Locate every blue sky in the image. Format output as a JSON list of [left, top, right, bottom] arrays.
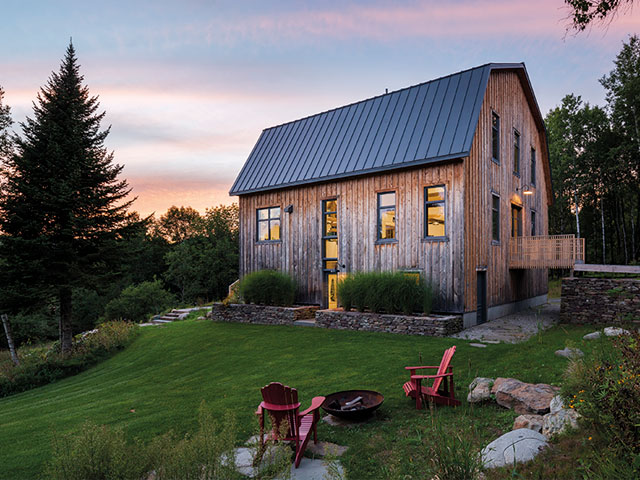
[[2, 0, 638, 215]]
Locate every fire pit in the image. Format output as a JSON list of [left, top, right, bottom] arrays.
[[321, 389, 384, 421]]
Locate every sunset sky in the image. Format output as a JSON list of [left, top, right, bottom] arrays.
[[2, 0, 639, 216]]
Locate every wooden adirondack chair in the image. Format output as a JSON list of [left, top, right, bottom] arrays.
[[256, 382, 326, 468], [402, 346, 460, 409]]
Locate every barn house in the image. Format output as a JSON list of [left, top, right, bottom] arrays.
[[230, 63, 583, 327]]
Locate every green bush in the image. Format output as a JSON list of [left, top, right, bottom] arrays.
[[337, 272, 435, 315], [238, 270, 296, 306], [46, 421, 149, 480], [46, 403, 241, 480], [562, 331, 640, 476], [0, 321, 138, 398], [104, 280, 176, 322]]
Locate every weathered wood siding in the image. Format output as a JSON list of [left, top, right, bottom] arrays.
[[464, 70, 549, 312], [239, 162, 465, 311]]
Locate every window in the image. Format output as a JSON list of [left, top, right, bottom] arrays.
[[530, 147, 536, 186], [492, 194, 500, 242], [425, 186, 446, 237], [257, 206, 280, 241], [377, 191, 396, 240], [513, 129, 520, 175], [322, 199, 338, 270], [511, 204, 522, 237], [491, 112, 500, 163], [531, 210, 536, 236]]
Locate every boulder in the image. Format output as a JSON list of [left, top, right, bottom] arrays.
[[542, 409, 579, 437], [467, 377, 494, 403], [549, 395, 565, 414], [555, 347, 584, 359], [583, 331, 601, 340], [513, 414, 544, 433], [481, 429, 548, 469], [604, 327, 630, 337], [491, 378, 560, 414]]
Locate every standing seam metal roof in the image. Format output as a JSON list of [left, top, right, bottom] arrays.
[[230, 63, 537, 196]]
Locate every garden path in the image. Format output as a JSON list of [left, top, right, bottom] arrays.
[[451, 300, 560, 344]]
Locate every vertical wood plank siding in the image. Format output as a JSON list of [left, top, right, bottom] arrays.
[[464, 71, 549, 312], [239, 162, 465, 312]]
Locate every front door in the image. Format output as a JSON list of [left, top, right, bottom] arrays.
[[322, 199, 338, 308], [476, 270, 487, 324]]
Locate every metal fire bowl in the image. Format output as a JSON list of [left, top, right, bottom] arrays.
[[321, 389, 384, 421]]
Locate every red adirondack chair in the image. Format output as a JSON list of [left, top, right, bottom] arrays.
[[256, 382, 326, 468], [402, 346, 461, 409]]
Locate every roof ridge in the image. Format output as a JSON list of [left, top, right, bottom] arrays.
[[262, 63, 498, 133]]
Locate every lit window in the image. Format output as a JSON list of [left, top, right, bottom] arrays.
[[513, 130, 520, 175], [492, 112, 500, 163], [257, 206, 280, 241], [322, 199, 338, 270], [377, 192, 396, 240], [425, 186, 446, 237], [492, 194, 500, 242], [511, 204, 522, 237]]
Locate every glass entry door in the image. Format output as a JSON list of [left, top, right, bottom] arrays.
[[322, 199, 338, 308]]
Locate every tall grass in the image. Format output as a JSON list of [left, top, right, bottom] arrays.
[[238, 270, 296, 306]]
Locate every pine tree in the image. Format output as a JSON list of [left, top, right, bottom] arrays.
[[0, 42, 136, 353]]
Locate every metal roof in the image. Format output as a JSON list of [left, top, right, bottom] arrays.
[[230, 63, 536, 196]]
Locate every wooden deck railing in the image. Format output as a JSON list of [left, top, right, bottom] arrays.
[[509, 234, 585, 269]]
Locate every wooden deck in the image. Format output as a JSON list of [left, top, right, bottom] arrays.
[[509, 234, 585, 269]]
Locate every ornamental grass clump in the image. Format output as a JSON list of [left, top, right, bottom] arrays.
[[337, 272, 435, 315], [562, 331, 640, 477], [239, 270, 296, 306]]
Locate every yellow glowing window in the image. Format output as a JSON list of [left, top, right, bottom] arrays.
[[377, 192, 396, 240], [257, 206, 280, 241], [425, 186, 446, 237]]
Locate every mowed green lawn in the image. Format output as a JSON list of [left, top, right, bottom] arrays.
[[0, 319, 595, 479]]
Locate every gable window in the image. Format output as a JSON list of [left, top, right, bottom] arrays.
[[513, 129, 520, 175], [511, 204, 522, 237], [491, 112, 500, 163], [492, 194, 500, 242], [257, 206, 280, 242], [530, 147, 536, 186], [425, 186, 446, 238], [377, 191, 396, 241], [531, 210, 536, 236]]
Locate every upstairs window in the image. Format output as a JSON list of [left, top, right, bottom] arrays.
[[425, 186, 446, 238], [492, 194, 500, 242], [491, 112, 500, 163], [513, 129, 520, 175], [377, 192, 396, 241], [530, 147, 536, 186], [531, 210, 536, 236], [257, 206, 280, 242]]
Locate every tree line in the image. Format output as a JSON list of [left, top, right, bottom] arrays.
[[0, 43, 238, 352], [546, 34, 640, 265]]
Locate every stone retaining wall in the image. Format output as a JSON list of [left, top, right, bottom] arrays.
[[208, 303, 319, 325], [560, 277, 640, 326], [315, 309, 463, 336]]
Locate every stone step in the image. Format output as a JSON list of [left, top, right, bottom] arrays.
[[293, 319, 316, 327], [152, 319, 173, 324]]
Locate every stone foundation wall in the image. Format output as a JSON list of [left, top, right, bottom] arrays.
[[315, 309, 463, 337], [208, 303, 318, 325], [560, 277, 640, 326]]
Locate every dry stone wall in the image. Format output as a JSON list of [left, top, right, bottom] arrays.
[[315, 309, 463, 336], [560, 277, 640, 326], [208, 303, 318, 325]]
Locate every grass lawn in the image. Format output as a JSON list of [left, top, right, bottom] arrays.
[[0, 319, 597, 479]]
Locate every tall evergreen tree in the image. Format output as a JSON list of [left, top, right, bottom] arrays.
[[0, 42, 136, 352]]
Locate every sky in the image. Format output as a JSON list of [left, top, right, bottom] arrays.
[[1, 0, 639, 216]]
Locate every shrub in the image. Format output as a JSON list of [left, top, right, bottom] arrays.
[[104, 280, 176, 322], [337, 272, 435, 314], [46, 422, 149, 480], [238, 270, 296, 306], [0, 321, 138, 398], [562, 331, 640, 476]]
